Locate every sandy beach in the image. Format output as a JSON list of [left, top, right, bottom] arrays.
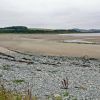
[[0, 34, 100, 58]]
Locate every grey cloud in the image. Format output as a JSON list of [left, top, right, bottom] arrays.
[[0, 0, 100, 29]]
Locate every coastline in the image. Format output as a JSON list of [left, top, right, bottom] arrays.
[[0, 50, 100, 99]]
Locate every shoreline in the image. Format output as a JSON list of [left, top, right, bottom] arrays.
[[0, 34, 100, 58], [0, 51, 100, 99]]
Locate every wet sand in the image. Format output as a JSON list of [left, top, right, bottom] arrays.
[[0, 34, 100, 58]]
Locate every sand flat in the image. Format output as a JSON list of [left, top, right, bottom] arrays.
[[0, 34, 100, 58]]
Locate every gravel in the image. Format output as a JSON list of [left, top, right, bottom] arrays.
[[0, 51, 100, 100]]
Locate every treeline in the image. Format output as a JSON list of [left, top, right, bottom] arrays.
[[0, 26, 28, 33], [0, 26, 79, 33], [0, 26, 100, 33]]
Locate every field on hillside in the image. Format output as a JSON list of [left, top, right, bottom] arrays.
[[0, 34, 100, 58]]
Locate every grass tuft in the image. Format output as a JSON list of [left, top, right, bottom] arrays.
[[12, 79, 25, 84]]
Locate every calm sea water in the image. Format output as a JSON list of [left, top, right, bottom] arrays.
[[59, 33, 100, 36]]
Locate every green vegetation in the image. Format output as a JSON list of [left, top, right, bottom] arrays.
[[1, 26, 99, 34], [12, 79, 25, 84], [0, 85, 37, 100], [0, 89, 37, 100], [2, 64, 11, 71], [63, 91, 69, 97]]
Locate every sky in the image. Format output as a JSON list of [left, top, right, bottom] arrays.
[[0, 0, 100, 29]]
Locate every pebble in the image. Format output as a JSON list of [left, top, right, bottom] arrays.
[[0, 52, 100, 99]]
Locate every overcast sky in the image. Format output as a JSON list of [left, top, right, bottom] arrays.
[[0, 0, 100, 29]]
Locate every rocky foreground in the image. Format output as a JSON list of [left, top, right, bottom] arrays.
[[0, 51, 100, 100]]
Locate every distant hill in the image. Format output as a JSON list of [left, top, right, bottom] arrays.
[[0, 26, 28, 33], [0, 26, 100, 33], [71, 28, 100, 33]]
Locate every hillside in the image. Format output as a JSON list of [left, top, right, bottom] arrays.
[[0, 26, 100, 33]]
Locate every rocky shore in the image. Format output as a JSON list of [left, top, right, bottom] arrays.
[[0, 51, 100, 100]]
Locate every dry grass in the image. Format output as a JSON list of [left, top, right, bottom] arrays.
[[0, 84, 37, 100], [0, 84, 67, 100]]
